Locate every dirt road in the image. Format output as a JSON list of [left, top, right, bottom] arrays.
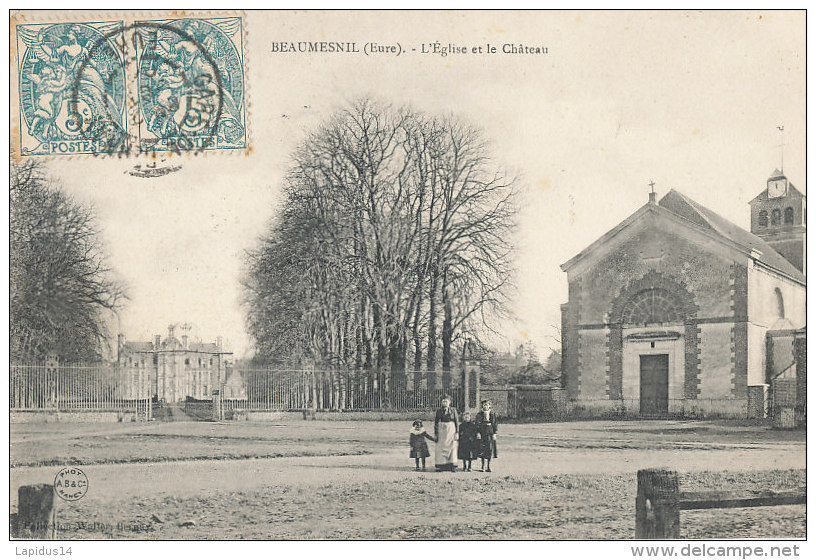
[[9, 419, 806, 539]]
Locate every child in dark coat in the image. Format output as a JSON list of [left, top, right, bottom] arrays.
[[475, 400, 498, 472], [409, 419, 436, 471], [457, 411, 478, 471]]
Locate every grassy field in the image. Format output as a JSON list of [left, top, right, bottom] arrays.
[[10, 421, 374, 467], [10, 419, 807, 540]]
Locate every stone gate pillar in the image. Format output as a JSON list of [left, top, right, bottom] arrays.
[[45, 354, 59, 408], [212, 389, 222, 421], [461, 341, 480, 413]]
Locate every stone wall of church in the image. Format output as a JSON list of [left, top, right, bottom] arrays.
[[573, 226, 734, 325], [562, 222, 754, 416], [698, 323, 734, 399], [747, 265, 806, 390], [748, 266, 806, 328], [577, 329, 607, 400]]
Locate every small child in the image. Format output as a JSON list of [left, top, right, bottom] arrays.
[[458, 411, 478, 471], [409, 419, 436, 471]]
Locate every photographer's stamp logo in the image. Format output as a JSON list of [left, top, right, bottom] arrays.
[[54, 467, 89, 501], [16, 22, 128, 156]]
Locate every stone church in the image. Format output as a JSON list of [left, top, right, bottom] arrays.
[[560, 170, 805, 417]]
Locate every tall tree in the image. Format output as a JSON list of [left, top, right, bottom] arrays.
[[243, 100, 517, 394], [10, 159, 125, 361]]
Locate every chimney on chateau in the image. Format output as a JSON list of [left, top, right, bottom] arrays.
[[154, 334, 161, 350], [182, 334, 189, 349], [216, 336, 223, 352], [167, 324, 176, 339]]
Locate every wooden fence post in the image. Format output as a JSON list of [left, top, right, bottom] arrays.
[[636, 469, 680, 539], [15, 484, 56, 539]]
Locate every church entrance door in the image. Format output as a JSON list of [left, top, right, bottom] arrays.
[[640, 354, 669, 415]]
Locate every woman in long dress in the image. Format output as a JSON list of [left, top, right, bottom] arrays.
[[434, 395, 459, 471]]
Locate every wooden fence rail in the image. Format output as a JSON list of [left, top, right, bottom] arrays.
[[636, 469, 807, 539]]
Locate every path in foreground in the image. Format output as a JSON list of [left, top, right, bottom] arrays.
[[10, 420, 806, 539]]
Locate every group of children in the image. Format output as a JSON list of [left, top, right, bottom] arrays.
[[409, 399, 498, 472]]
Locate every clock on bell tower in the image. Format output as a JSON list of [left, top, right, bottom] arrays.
[[749, 169, 806, 274], [767, 176, 788, 198]]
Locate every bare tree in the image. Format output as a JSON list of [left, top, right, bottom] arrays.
[[243, 100, 517, 395], [10, 159, 125, 362]]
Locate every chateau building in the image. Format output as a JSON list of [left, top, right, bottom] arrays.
[[117, 324, 235, 402], [560, 170, 805, 417]]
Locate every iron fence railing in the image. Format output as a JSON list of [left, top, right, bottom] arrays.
[[11, 362, 466, 414], [231, 369, 464, 411], [10, 362, 151, 414]]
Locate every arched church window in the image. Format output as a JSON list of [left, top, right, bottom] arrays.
[[774, 288, 785, 319], [784, 207, 794, 225], [758, 210, 768, 227], [771, 208, 782, 226], [622, 288, 684, 325]]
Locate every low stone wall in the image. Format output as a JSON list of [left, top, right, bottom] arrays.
[[567, 398, 624, 418], [480, 387, 512, 416], [244, 410, 436, 422], [11, 410, 136, 423], [567, 398, 750, 419], [480, 386, 569, 419], [315, 411, 435, 421], [244, 411, 306, 422], [678, 398, 748, 419]]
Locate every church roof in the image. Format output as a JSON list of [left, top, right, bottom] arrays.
[[659, 190, 805, 283], [561, 189, 805, 284]]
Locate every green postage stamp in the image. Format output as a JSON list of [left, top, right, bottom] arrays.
[[14, 14, 246, 156]]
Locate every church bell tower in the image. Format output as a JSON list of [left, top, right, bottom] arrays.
[[749, 169, 806, 273]]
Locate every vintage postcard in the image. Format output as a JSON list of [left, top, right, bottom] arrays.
[[7, 9, 806, 550]]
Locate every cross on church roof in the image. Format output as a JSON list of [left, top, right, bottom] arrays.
[[649, 180, 656, 194]]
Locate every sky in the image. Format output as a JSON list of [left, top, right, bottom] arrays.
[[15, 10, 806, 358]]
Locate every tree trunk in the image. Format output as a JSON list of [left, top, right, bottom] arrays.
[[389, 329, 407, 407], [442, 270, 453, 393], [412, 284, 424, 393], [356, 297, 365, 370], [372, 304, 386, 407], [426, 269, 439, 392]]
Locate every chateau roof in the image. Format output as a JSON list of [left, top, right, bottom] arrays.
[[123, 341, 154, 353], [121, 340, 230, 354], [190, 342, 221, 353]]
